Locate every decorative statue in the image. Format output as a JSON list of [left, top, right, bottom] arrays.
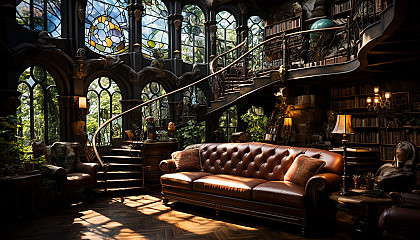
[[375, 141, 419, 192], [145, 116, 156, 142], [168, 122, 176, 141]]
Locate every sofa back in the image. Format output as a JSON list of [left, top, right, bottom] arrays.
[[186, 142, 343, 181]]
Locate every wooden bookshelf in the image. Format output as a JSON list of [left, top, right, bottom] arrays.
[[330, 0, 353, 26], [265, 15, 302, 37]]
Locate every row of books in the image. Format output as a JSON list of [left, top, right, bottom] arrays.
[[332, 18, 348, 25], [381, 130, 405, 145], [348, 132, 379, 144], [331, 0, 352, 15], [381, 146, 395, 161], [330, 97, 368, 109], [352, 117, 379, 127], [265, 18, 301, 37], [330, 84, 375, 97]]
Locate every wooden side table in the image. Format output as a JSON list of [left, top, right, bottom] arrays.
[[0, 171, 42, 220], [330, 190, 396, 239]]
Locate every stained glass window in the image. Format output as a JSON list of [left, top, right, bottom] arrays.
[[142, 0, 169, 59], [17, 66, 60, 145], [16, 0, 62, 38], [181, 5, 205, 63], [85, 0, 129, 54], [248, 16, 264, 72], [216, 11, 237, 65], [86, 77, 122, 143], [140, 82, 169, 130]]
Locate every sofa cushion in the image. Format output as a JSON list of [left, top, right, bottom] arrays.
[[284, 154, 326, 187], [50, 142, 77, 173], [253, 181, 307, 208], [66, 173, 92, 188], [172, 148, 202, 172], [161, 172, 212, 190], [193, 174, 267, 200]]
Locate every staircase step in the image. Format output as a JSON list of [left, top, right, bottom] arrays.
[[94, 186, 145, 195], [123, 140, 143, 145], [102, 155, 143, 164], [97, 170, 143, 179], [111, 148, 142, 154], [104, 163, 143, 171], [97, 178, 144, 189]]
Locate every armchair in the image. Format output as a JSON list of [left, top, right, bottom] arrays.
[[378, 190, 420, 239], [32, 141, 99, 199]]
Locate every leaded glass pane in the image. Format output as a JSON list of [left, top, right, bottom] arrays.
[[140, 82, 168, 130], [218, 105, 237, 142], [248, 16, 264, 72], [16, 0, 61, 37], [87, 77, 121, 143], [85, 0, 129, 54], [216, 11, 237, 65], [142, 0, 168, 59], [181, 5, 205, 63], [17, 66, 59, 145]]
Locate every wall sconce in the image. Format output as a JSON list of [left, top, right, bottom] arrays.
[[133, 43, 141, 53], [366, 86, 391, 112], [284, 117, 292, 126], [332, 114, 354, 196], [79, 96, 87, 109]]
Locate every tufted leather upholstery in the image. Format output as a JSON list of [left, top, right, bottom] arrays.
[[184, 143, 343, 180], [160, 142, 343, 235]]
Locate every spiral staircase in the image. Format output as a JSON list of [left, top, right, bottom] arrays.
[[93, 0, 420, 195]]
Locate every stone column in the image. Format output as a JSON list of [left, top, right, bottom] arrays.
[[127, 2, 144, 71], [168, 14, 184, 59]]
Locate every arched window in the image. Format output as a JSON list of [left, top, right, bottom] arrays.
[[216, 11, 237, 64], [140, 82, 169, 130], [248, 16, 264, 72], [142, 0, 169, 59], [86, 77, 122, 144], [16, 0, 61, 37], [181, 86, 207, 116], [85, 0, 129, 54], [218, 105, 237, 142], [17, 66, 60, 145], [181, 5, 205, 63]]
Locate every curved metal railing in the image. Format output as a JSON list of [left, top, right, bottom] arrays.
[[92, 0, 393, 166]]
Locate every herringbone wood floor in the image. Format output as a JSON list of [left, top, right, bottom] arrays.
[[1, 191, 354, 240]]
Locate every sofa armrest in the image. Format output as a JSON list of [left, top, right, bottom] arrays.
[[305, 172, 342, 194], [159, 159, 177, 174], [305, 173, 342, 219], [75, 162, 100, 176], [43, 164, 66, 177]]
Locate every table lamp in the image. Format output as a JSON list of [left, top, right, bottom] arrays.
[[332, 114, 354, 195]]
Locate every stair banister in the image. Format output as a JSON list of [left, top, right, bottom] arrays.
[[93, 26, 347, 167]]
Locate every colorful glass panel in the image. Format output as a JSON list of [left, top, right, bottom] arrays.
[[181, 5, 205, 63], [85, 0, 129, 54], [142, 0, 168, 59], [16, 0, 61, 37]]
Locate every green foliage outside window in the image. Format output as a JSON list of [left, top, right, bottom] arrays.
[[240, 106, 268, 142], [177, 120, 206, 149]]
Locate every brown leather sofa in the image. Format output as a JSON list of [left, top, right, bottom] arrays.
[[159, 142, 343, 235]]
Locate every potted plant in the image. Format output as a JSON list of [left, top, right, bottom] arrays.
[[240, 108, 268, 142]]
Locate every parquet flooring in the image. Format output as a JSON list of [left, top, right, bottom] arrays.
[[1, 191, 354, 240]]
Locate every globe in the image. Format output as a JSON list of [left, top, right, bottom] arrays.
[[309, 19, 336, 42]]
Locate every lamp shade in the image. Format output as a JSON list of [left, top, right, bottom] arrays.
[[332, 115, 354, 134], [284, 117, 292, 126], [79, 97, 87, 109]]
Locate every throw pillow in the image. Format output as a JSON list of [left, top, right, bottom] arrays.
[[171, 148, 202, 172], [284, 154, 326, 187], [50, 142, 76, 173]]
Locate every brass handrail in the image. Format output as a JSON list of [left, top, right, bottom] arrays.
[[92, 26, 347, 166], [209, 38, 248, 74]]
